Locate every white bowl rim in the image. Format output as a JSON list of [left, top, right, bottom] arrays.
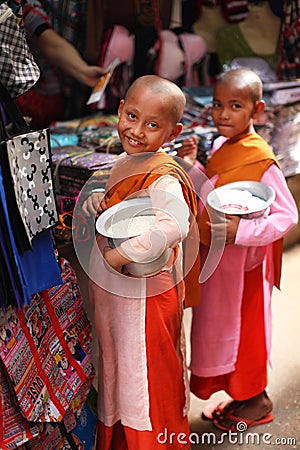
[[207, 180, 276, 215], [96, 196, 154, 238]]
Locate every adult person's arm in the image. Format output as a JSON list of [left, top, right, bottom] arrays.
[[35, 28, 104, 87], [22, 0, 104, 88]]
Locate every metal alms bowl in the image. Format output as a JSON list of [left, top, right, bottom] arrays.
[[96, 197, 171, 277], [125, 248, 172, 278], [206, 181, 276, 219]]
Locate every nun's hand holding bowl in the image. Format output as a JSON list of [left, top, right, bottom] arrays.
[[82, 192, 107, 217]]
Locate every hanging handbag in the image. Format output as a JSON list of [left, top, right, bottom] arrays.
[[0, 79, 58, 243], [0, 1, 40, 98], [0, 359, 41, 448], [0, 374, 96, 449], [0, 257, 94, 426], [27, 385, 98, 450], [0, 257, 95, 448]]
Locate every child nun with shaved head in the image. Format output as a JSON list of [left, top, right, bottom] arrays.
[[83, 75, 200, 449], [190, 68, 298, 431]]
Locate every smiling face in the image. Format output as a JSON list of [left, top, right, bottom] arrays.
[[117, 77, 184, 155], [212, 69, 265, 141]]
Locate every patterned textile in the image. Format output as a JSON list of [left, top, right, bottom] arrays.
[[27, 386, 98, 449], [51, 145, 117, 196], [0, 359, 41, 448], [8, 0, 24, 28], [277, 0, 300, 80], [0, 258, 95, 448], [6, 128, 58, 240], [0, 2, 40, 98], [0, 80, 58, 241], [0, 258, 94, 423]]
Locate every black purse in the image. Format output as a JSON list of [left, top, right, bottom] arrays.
[[0, 80, 58, 248]]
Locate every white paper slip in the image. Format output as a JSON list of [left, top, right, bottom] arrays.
[[86, 58, 120, 105]]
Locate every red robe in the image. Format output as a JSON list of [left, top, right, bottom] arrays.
[[191, 133, 287, 401], [91, 151, 198, 449]]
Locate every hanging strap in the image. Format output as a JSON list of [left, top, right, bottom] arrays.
[[58, 421, 80, 450], [0, 79, 30, 140]]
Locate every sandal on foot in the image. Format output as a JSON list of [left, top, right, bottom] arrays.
[[201, 400, 241, 421], [213, 411, 274, 431]]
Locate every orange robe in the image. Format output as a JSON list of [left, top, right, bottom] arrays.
[[90, 151, 198, 449], [103, 151, 200, 309], [95, 276, 191, 450]]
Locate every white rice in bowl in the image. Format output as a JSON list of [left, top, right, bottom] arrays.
[[107, 214, 156, 237], [217, 188, 267, 214]]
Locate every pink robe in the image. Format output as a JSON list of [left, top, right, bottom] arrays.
[[190, 162, 298, 379]]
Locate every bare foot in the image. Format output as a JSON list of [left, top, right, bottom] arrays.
[[202, 399, 244, 420]]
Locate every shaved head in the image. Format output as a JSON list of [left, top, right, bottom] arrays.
[[216, 69, 263, 104], [125, 75, 186, 124]]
